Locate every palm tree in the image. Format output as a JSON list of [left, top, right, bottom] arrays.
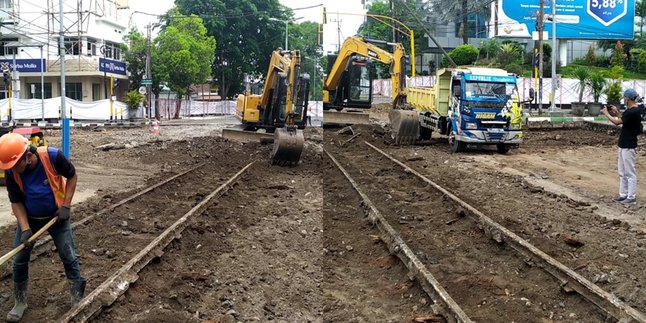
[[638, 0, 646, 35]]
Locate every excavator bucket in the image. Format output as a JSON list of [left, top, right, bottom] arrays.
[[389, 109, 419, 145], [271, 127, 304, 166]]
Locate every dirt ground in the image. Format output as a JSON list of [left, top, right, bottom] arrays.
[[0, 112, 643, 321]]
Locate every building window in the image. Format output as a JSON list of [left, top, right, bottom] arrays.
[[87, 38, 98, 56], [455, 13, 488, 39], [65, 83, 82, 100], [64, 37, 81, 55], [92, 83, 101, 100], [28, 83, 52, 99], [103, 41, 121, 60], [0, 38, 18, 56], [0, 0, 11, 9]]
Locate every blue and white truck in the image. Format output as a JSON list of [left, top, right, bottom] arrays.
[[391, 67, 533, 153]]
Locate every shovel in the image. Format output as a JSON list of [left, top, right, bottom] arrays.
[[0, 217, 57, 266]]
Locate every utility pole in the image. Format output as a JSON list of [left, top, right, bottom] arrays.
[[330, 17, 342, 52], [59, 0, 69, 157], [494, 0, 499, 36], [390, 0, 396, 43], [550, 0, 557, 113], [537, 0, 544, 115], [146, 24, 153, 119]]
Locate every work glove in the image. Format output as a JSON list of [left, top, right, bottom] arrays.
[[56, 206, 71, 222], [20, 229, 33, 248]]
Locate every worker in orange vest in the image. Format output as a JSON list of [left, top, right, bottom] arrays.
[[0, 133, 85, 322]]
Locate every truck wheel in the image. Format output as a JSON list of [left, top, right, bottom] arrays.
[[448, 127, 464, 153], [419, 126, 432, 141], [496, 144, 510, 154]]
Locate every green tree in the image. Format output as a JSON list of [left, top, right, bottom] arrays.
[[610, 41, 627, 67], [175, 0, 288, 99], [288, 21, 323, 100], [479, 38, 500, 60], [155, 10, 216, 118], [443, 44, 479, 66], [638, 0, 646, 35], [122, 29, 147, 91], [358, 0, 425, 74]]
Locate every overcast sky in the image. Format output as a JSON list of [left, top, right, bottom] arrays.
[[127, 0, 364, 53]]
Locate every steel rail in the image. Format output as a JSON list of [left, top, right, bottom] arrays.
[[58, 161, 255, 323], [24, 163, 207, 261], [325, 148, 472, 323], [363, 141, 646, 322]]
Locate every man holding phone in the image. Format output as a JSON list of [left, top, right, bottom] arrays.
[[602, 88, 642, 204]]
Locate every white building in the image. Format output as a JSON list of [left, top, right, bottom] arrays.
[[0, 0, 129, 102]]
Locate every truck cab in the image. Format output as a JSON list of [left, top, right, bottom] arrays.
[[447, 68, 525, 153]]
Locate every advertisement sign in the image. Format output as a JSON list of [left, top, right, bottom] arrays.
[[0, 59, 46, 73], [99, 57, 127, 76], [497, 0, 635, 39]]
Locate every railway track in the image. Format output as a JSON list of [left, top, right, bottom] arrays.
[[0, 154, 257, 321], [325, 141, 646, 322], [86, 158, 323, 322]]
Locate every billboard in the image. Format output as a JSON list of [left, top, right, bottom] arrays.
[[497, 0, 635, 40], [0, 59, 46, 73], [99, 57, 127, 76]]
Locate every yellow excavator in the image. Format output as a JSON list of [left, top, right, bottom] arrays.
[[224, 49, 310, 166], [323, 36, 407, 125]]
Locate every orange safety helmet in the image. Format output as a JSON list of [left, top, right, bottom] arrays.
[[0, 133, 29, 170]]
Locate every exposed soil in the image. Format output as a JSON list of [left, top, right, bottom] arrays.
[[0, 113, 642, 321], [325, 122, 646, 319]]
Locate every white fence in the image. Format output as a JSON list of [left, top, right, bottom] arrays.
[[0, 97, 133, 121], [156, 99, 324, 119], [0, 97, 324, 122], [373, 76, 646, 107]]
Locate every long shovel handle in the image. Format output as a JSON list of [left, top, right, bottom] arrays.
[[0, 217, 58, 267]]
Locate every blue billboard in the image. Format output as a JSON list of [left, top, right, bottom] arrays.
[[498, 0, 635, 40], [99, 57, 127, 76], [0, 59, 46, 73]]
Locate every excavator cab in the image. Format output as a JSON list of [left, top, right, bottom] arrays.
[[325, 55, 374, 111]]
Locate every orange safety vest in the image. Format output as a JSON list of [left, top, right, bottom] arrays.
[[12, 146, 67, 208]]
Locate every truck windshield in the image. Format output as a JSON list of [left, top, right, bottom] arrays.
[[465, 82, 516, 100]]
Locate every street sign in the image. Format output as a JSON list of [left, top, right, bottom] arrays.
[[138, 86, 146, 94], [141, 79, 152, 85]]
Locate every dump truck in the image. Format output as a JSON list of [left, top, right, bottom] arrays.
[[224, 49, 310, 166], [391, 67, 533, 153], [323, 36, 406, 126]]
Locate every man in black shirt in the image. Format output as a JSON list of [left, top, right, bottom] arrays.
[[602, 88, 642, 204]]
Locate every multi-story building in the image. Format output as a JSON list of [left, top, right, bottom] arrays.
[[0, 0, 129, 101]]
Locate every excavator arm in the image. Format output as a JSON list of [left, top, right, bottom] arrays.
[[324, 36, 407, 108], [259, 50, 292, 108]]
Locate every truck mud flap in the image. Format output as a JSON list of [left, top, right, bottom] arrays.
[[323, 110, 370, 126], [389, 109, 419, 145]]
